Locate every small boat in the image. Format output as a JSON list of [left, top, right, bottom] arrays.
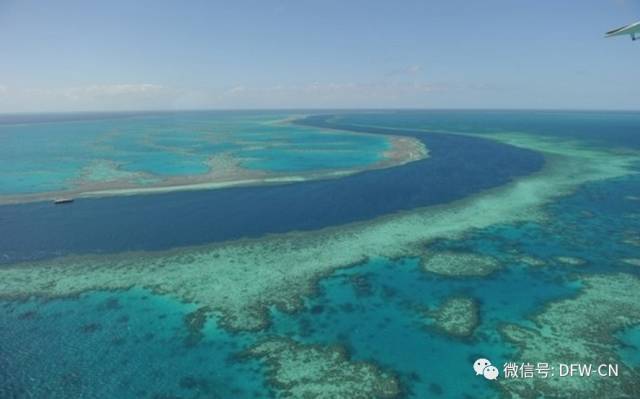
[[53, 198, 74, 204]]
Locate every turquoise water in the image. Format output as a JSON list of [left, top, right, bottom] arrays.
[[0, 289, 271, 399], [268, 260, 574, 398], [1, 111, 639, 398], [0, 112, 390, 195], [618, 326, 640, 368]]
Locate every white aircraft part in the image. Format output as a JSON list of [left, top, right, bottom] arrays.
[[606, 21, 640, 39]]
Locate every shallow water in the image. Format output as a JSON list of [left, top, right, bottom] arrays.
[[0, 111, 390, 195], [0, 289, 271, 399]]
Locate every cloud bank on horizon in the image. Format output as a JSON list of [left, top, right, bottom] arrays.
[[0, 0, 638, 112]]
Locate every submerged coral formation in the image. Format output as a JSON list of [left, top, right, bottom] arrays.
[[621, 258, 640, 267], [0, 116, 428, 205], [245, 337, 401, 398], [621, 230, 640, 248], [183, 306, 211, 347], [426, 296, 479, 338], [81, 135, 428, 202], [517, 255, 547, 267], [500, 273, 640, 398], [554, 256, 587, 266], [421, 251, 502, 277]]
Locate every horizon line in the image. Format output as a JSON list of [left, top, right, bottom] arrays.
[[1, 107, 640, 116]]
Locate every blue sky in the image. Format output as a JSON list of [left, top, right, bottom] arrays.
[[0, 0, 638, 111]]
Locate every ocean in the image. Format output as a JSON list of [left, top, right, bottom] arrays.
[[1, 110, 639, 398]]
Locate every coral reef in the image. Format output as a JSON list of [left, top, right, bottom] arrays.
[[245, 337, 401, 398], [421, 251, 501, 277], [426, 296, 479, 338], [622, 258, 640, 267], [500, 273, 640, 398], [183, 306, 211, 347], [554, 256, 587, 266], [517, 255, 547, 267]]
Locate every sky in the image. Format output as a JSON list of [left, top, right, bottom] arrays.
[[0, 0, 639, 112]]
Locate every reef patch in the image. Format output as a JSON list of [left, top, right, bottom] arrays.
[[500, 273, 640, 398], [425, 296, 479, 338], [421, 252, 501, 277], [245, 337, 401, 398]]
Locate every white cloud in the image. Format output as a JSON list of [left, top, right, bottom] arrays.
[[226, 85, 247, 95], [385, 64, 424, 78], [0, 80, 495, 112], [63, 84, 166, 100], [0, 83, 180, 112], [206, 81, 455, 108]]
